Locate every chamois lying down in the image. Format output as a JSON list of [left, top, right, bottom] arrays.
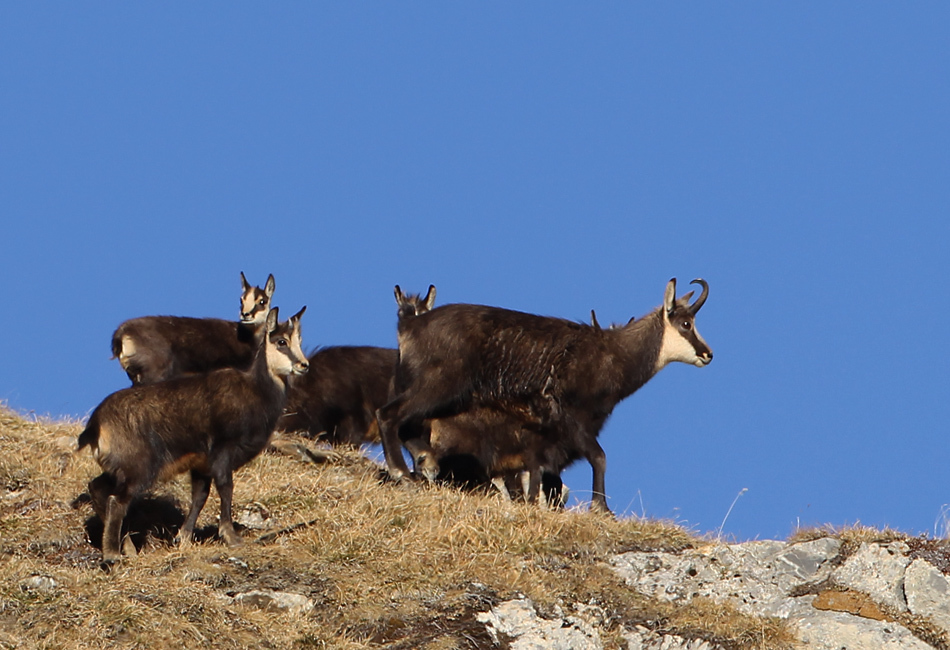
[[111, 272, 276, 385], [379, 278, 713, 513], [78, 306, 309, 563]]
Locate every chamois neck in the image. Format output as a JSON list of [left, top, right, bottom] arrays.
[[237, 319, 264, 345], [246, 338, 287, 396], [615, 308, 665, 397]]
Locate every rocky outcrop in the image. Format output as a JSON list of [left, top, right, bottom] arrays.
[[477, 537, 950, 649]]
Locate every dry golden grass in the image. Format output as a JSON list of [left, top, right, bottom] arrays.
[[0, 406, 800, 649]]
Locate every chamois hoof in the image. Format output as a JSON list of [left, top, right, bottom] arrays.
[[221, 530, 244, 548], [589, 500, 614, 517]]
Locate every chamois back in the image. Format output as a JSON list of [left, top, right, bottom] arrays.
[[111, 273, 275, 385]]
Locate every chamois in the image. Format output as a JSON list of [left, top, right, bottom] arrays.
[[111, 272, 275, 385], [277, 346, 398, 445], [78, 306, 308, 562], [378, 278, 712, 512], [391, 285, 565, 504]]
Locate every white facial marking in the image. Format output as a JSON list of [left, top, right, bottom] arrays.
[[655, 317, 708, 372], [118, 336, 137, 363]]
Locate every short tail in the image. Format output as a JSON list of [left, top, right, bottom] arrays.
[[77, 418, 99, 452]]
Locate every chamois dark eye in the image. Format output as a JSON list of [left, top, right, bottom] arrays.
[[277, 338, 288, 347], [259, 298, 266, 305], [682, 321, 692, 330]]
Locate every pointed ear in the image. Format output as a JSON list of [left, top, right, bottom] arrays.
[[423, 285, 437, 311], [266, 307, 279, 332], [241, 271, 250, 291], [664, 278, 677, 316], [291, 305, 307, 322], [677, 290, 695, 308], [394, 285, 404, 306], [264, 274, 276, 297]]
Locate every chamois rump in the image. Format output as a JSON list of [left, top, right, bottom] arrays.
[[378, 278, 712, 512], [111, 272, 275, 385], [78, 306, 309, 562]]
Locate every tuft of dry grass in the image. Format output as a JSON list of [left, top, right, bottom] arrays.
[[0, 405, 798, 649]]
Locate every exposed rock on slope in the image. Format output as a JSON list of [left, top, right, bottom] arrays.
[[482, 537, 950, 649]]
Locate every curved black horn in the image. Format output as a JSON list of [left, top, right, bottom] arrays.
[[688, 279, 709, 314]]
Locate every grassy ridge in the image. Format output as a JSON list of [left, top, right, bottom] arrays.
[[0, 407, 796, 649]]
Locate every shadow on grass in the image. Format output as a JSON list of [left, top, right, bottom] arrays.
[[76, 492, 222, 554]]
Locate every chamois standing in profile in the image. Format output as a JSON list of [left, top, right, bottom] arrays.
[[79, 306, 309, 562], [111, 273, 275, 385], [378, 278, 713, 512], [391, 285, 565, 504]]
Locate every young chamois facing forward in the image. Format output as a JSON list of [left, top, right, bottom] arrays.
[[79, 306, 308, 563], [378, 278, 712, 513], [112, 272, 276, 385]]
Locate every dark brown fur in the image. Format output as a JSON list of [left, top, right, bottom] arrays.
[[379, 279, 712, 512], [277, 346, 398, 445], [79, 307, 308, 562], [111, 273, 275, 385]]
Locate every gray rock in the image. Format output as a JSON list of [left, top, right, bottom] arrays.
[[232, 589, 313, 616], [20, 574, 58, 594], [790, 598, 936, 650], [610, 538, 840, 617], [477, 597, 601, 650], [904, 558, 950, 634], [831, 542, 910, 612], [624, 625, 721, 650]]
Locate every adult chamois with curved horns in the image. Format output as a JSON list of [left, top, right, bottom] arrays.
[[378, 278, 712, 513], [79, 306, 309, 563], [111, 272, 276, 385]]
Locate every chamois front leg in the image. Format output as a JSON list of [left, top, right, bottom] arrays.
[[213, 468, 242, 547], [376, 401, 413, 481], [178, 470, 212, 547]]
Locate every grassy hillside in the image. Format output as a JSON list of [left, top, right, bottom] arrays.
[[0, 406, 796, 649]]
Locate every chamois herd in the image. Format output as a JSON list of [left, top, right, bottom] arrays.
[[79, 273, 713, 563]]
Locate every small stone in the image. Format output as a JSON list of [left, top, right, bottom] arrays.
[[232, 589, 313, 616], [20, 575, 58, 594]]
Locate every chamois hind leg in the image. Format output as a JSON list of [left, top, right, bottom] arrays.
[[87, 472, 116, 522], [102, 492, 133, 563], [178, 470, 212, 547], [586, 441, 610, 514], [89, 473, 136, 562], [212, 468, 242, 547]]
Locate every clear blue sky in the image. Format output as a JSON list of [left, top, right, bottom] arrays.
[[3, 4, 948, 541]]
